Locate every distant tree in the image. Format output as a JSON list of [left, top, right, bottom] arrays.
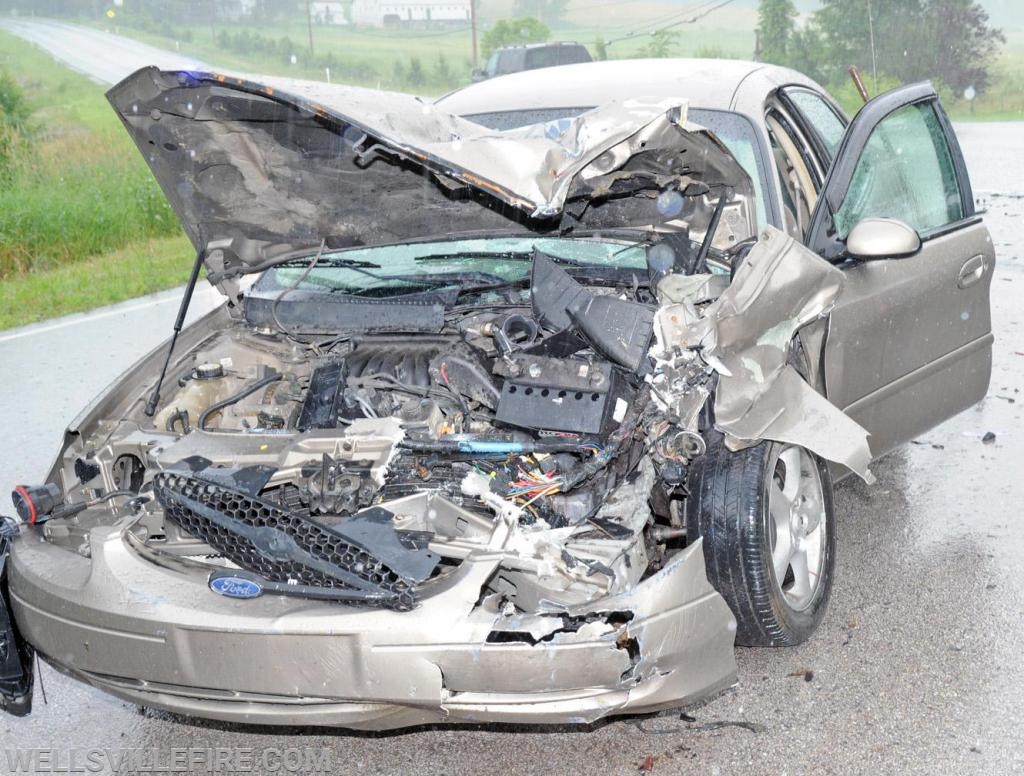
[[407, 57, 425, 88], [756, 0, 797, 65], [809, 0, 1003, 94], [481, 17, 551, 58], [392, 59, 407, 85], [642, 29, 679, 59], [811, 0, 924, 86], [785, 24, 829, 83], [924, 0, 1005, 94], [593, 35, 608, 61], [434, 52, 454, 85]]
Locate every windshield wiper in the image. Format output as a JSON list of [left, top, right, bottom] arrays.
[[414, 250, 534, 264], [276, 256, 382, 269]]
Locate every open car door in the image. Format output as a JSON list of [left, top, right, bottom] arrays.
[[806, 82, 994, 459]]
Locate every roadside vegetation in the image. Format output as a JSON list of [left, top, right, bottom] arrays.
[[67, 1, 1022, 118], [0, 30, 191, 329], [756, 0, 1015, 117]]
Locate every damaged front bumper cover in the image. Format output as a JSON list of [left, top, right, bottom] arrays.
[[6, 521, 735, 728]]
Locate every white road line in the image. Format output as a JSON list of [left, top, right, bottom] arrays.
[[0, 295, 182, 343]]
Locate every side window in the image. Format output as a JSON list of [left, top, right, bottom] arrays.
[[784, 88, 846, 160], [833, 101, 963, 239]]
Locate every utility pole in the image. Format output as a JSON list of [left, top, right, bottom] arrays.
[[306, 0, 315, 56], [470, 0, 478, 69]]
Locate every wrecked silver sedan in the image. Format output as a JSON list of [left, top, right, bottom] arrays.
[[0, 60, 993, 727]]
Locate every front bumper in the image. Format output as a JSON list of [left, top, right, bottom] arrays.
[[7, 523, 736, 729]]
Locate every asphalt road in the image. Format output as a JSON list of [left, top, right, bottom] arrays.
[[0, 17, 208, 85], [2, 21, 1024, 776]]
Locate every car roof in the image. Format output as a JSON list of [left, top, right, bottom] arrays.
[[438, 57, 825, 117], [495, 41, 588, 51]]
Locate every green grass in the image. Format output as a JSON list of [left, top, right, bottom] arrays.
[[97, 13, 1024, 118], [0, 30, 190, 329], [0, 234, 192, 329], [90, 16, 755, 96]]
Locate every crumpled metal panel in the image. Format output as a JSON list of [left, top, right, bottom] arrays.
[[205, 71, 691, 217], [654, 227, 874, 481], [106, 68, 754, 287]]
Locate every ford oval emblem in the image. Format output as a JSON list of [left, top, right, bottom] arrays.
[[209, 575, 263, 599]]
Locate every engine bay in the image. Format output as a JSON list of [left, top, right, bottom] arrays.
[[41, 245, 726, 613], [32, 229, 873, 616]]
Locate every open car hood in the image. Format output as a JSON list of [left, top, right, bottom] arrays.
[[107, 67, 754, 291]]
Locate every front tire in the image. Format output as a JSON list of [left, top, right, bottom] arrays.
[[685, 433, 836, 646]]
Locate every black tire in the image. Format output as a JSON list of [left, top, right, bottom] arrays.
[[685, 432, 836, 647]]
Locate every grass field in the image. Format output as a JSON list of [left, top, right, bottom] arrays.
[[0, 30, 191, 329], [92, 5, 1024, 118], [91, 8, 758, 95]]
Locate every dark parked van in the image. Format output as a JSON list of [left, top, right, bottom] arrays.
[[474, 42, 592, 81]]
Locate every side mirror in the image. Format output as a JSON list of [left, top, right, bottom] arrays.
[[845, 218, 921, 261]]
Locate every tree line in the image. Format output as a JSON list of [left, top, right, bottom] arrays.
[[757, 0, 1004, 96]]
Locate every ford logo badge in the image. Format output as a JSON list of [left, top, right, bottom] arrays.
[[209, 575, 263, 599]]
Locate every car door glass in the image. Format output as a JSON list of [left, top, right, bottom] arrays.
[[833, 101, 963, 239], [785, 88, 846, 160]]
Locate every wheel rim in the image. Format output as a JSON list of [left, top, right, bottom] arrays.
[[766, 445, 827, 611]]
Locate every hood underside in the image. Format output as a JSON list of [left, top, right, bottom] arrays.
[[106, 68, 753, 287]]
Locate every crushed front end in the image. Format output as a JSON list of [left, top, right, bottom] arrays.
[[5, 242, 747, 727], [3, 68, 872, 728]]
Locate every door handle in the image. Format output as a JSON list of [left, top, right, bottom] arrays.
[[957, 254, 987, 289]]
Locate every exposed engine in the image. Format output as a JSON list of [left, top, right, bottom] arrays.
[[28, 248, 707, 614], [21, 226, 873, 625], [141, 252, 682, 533]]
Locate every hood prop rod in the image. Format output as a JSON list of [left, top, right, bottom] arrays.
[[690, 189, 730, 275], [144, 249, 206, 417]]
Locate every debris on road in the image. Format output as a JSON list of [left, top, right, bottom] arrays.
[[787, 668, 815, 682]]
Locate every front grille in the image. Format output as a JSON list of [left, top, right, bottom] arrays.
[[153, 472, 435, 610]]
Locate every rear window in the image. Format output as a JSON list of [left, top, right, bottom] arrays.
[[522, 46, 591, 71]]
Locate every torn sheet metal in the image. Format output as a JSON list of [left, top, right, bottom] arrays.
[[653, 227, 874, 481], [199, 71, 692, 217], [106, 68, 753, 285]]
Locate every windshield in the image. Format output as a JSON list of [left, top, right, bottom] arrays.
[[253, 236, 649, 298]]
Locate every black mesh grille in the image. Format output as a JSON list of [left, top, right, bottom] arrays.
[[153, 472, 417, 610]]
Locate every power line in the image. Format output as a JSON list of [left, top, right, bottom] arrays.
[[606, 0, 733, 46], [564, 0, 656, 13], [615, 0, 721, 39]]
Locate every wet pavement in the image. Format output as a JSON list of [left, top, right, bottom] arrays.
[[0, 18, 208, 85], [1, 102, 1023, 776]]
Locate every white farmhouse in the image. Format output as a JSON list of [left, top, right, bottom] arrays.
[[311, 2, 349, 25], [351, 0, 471, 27]]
